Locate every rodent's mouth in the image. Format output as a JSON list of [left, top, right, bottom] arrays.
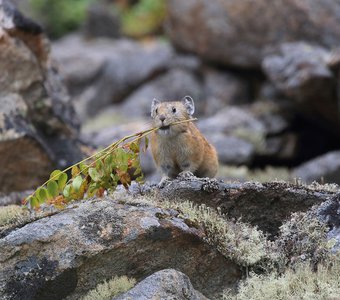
[[159, 125, 170, 130]]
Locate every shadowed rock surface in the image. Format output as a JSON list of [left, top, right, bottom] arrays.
[[0, 0, 83, 193], [113, 269, 209, 300], [157, 174, 335, 237]]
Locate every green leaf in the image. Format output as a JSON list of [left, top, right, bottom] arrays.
[[30, 196, 39, 208], [129, 141, 140, 154], [47, 180, 59, 198], [50, 169, 62, 180], [58, 173, 68, 191], [89, 167, 100, 182], [79, 162, 89, 176], [36, 187, 49, 203], [72, 175, 83, 192], [63, 184, 72, 198], [71, 165, 80, 178], [104, 154, 114, 173]]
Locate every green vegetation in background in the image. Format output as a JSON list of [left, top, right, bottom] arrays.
[[30, 0, 93, 38], [118, 0, 167, 38], [29, 0, 166, 39]]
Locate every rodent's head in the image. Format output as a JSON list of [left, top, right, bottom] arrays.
[[151, 96, 195, 136]]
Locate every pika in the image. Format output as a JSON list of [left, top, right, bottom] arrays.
[[150, 96, 218, 185]]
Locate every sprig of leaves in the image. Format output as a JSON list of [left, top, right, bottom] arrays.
[[24, 118, 197, 209]]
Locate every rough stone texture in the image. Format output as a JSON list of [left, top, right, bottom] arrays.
[[52, 35, 174, 120], [293, 151, 340, 184], [0, 0, 83, 192], [120, 68, 203, 118], [158, 174, 335, 237], [0, 198, 240, 300], [166, 0, 340, 68], [113, 269, 209, 300], [262, 42, 339, 129]]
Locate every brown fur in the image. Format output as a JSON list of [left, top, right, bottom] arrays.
[[150, 99, 218, 182]]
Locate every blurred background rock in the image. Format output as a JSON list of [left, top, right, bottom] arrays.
[[2, 0, 340, 193]]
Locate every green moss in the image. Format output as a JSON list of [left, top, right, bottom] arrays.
[[30, 0, 93, 38], [119, 0, 167, 38], [83, 275, 136, 300], [224, 255, 340, 300]]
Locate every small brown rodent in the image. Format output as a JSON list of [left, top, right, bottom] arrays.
[[150, 96, 218, 185]]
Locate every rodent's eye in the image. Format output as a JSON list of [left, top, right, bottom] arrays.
[[155, 108, 158, 114], [172, 107, 176, 113]]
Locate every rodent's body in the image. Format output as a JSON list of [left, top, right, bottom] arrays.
[[150, 97, 218, 182]]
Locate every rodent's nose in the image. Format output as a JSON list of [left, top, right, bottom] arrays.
[[159, 115, 166, 122]]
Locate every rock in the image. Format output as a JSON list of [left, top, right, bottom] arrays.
[[158, 175, 334, 236], [208, 134, 254, 165], [293, 151, 340, 184], [120, 69, 203, 118], [83, 2, 121, 39], [0, 198, 241, 299], [52, 35, 174, 120], [0, 191, 31, 206], [316, 195, 340, 252], [203, 69, 249, 115], [166, 0, 340, 68], [198, 107, 265, 135], [113, 269, 209, 300], [262, 42, 339, 129], [0, 0, 83, 192]]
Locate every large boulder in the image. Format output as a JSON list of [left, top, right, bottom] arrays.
[[113, 269, 208, 300], [0, 0, 82, 193], [165, 0, 340, 68], [0, 197, 241, 300]]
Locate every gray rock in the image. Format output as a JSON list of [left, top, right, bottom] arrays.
[[52, 35, 174, 120], [0, 0, 82, 192], [293, 151, 340, 184], [159, 175, 334, 237], [113, 269, 209, 300], [120, 69, 203, 118], [208, 134, 255, 165], [262, 42, 339, 129], [83, 2, 121, 38], [198, 107, 265, 136], [316, 196, 340, 252], [203, 69, 249, 115], [0, 198, 241, 299], [166, 0, 340, 68]]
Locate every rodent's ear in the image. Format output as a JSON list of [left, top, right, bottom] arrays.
[[181, 96, 195, 116], [151, 98, 160, 117]]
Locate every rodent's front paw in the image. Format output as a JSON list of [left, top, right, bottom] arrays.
[[158, 176, 171, 188]]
